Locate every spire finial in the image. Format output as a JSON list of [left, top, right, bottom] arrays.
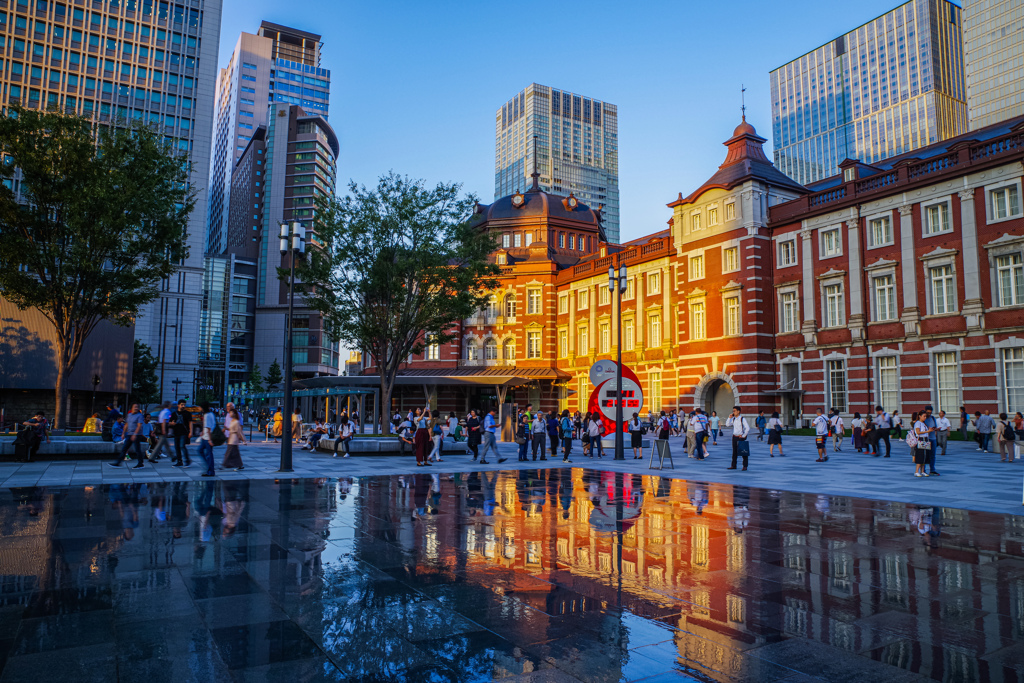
[[529, 135, 540, 192], [741, 84, 747, 122]]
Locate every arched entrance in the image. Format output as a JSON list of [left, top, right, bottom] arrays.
[[705, 379, 734, 418]]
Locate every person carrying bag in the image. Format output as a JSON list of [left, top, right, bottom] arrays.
[[725, 406, 751, 470]]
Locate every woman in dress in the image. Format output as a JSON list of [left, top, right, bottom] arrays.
[[271, 410, 283, 442], [851, 412, 865, 452], [414, 409, 431, 467], [912, 411, 933, 477], [221, 407, 245, 471], [628, 412, 644, 459], [766, 411, 784, 457], [465, 410, 481, 460]]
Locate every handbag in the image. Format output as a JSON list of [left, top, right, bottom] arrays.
[[211, 426, 227, 446], [737, 440, 750, 457], [581, 433, 591, 444]]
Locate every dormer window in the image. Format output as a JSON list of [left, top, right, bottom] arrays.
[[496, 254, 506, 265], [843, 167, 856, 182]]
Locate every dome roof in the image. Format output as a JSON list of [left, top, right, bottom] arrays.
[[472, 189, 603, 229], [732, 118, 757, 137]]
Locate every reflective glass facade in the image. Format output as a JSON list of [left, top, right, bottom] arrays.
[[495, 83, 620, 243], [770, 0, 967, 186], [963, 0, 1024, 129]]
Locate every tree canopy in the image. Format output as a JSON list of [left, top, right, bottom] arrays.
[[298, 172, 498, 434], [264, 359, 283, 390], [0, 105, 193, 427], [129, 340, 160, 407]]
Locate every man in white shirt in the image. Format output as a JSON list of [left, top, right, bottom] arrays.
[[689, 410, 708, 460], [150, 401, 175, 462], [828, 410, 844, 453], [725, 406, 751, 471], [813, 408, 830, 462], [935, 410, 951, 456]]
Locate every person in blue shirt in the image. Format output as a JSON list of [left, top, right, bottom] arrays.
[[546, 413, 560, 459], [479, 408, 506, 464], [922, 405, 940, 476], [559, 410, 574, 463]]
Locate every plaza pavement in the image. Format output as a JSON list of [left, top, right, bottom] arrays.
[[1, 432, 1021, 515]]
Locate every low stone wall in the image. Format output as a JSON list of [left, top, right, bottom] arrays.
[[0, 437, 121, 458], [316, 437, 470, 455]]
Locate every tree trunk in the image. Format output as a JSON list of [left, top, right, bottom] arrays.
[[379, 377, 392, 436], [53, 339, 69, 431]]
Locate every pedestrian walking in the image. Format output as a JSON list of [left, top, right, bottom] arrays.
[[975, 411, 994, 453], [851, 412, 864, 452], [198, 402, 217, 477], [935, 410, 951, 455], [872, 406, 893, 457], [531, 411, 548, 461], [414, 409, 431, 467], [221, 407, 245, 471], [959, 406, 970, 442], [170, 400, 192, 467], [657, 411, 671, 440], [891, 410, 903, 441], [725, 406, 751, 470], [271, 409, 283, 442], [755, 411, 766, 441], [291, 407, 303, 444], [629, 413, 644, 459], [428, 412, 444, 463], [921, 405, 940, 475], [813, 408, 830, 462], [996, 412, 1016, 462], [829, 410, 844, 452], [109, 404, 145, 468], [516, 412, 530, 461], [151, 401, 175, 461], [709, 411, 720, 445], [479, 408, 505, 464], [695, 409, 710, 458], [559, 410, 574, 462], [466, 410, 481, 460], [547, 411, 560, 459], [766, 412, 785, 457]]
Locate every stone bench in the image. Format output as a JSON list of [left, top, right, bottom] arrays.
[[316, 437, 470, 456], [0, 439, 121, 458]]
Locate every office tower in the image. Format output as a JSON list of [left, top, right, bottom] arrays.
[[963, 0, 1024, 129], [0, 0, 223, 404], [206, 21, 329, 255], [770, 0, 967, 186], [495, 83, 620, 243]]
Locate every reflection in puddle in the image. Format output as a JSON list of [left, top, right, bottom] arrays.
[[1, 470, 1023, 682]]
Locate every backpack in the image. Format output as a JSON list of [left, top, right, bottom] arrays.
[[1004, 424, 1017, 442], [905, 429, 918, 448], [660, 417, 671, 431]]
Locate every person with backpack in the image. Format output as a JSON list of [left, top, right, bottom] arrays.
[[629, 412, 645, 459], [872, 406, 893, 457], [657, 411, 671, 440], [559, 410, 574, 463], [997, 412, 1016, 462], [813, 408, 830, 462], [170, 400, 193, 467], [766, 411, 784, 457], [725, 406, 751, 470], [829, 410, 844, 452], [755, 411, 767, 441]]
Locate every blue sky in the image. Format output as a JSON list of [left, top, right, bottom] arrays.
[[218, 0, 909, 242]]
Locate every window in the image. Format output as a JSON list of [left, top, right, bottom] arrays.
[[525, 232, 533, 246], [925, 202, 950, 235], [935, 352, 959, 415], [778, 239, 797, 267], [504, 293, 517, 318], [724, 296, 740, 336], [625, 278, 635, 300], [930, 265, 956, 314], [996, 254, 1024, 306], [873, 274, 897, 321], [689, 254, 705, 280], [504, 338, 516, 361], [877, 356, 898, 411], [820, 227, 842, 257], [513, 233, 522, 248], [691, 213, 702, 232], [824, 283, 844, 327], [598, 286, 609, 306], [649, 314, 662, 347], [558, 294, 568, 314], [1004, 348, 1024, 414], [648, 272, 661, 294], [577, 326, 588, 353], [708, 206, 719, 226], [559, 330, 568, 358], [425, 338, 439, 360], [780, 292, 799, 333], [578, 289, 589, 309], [826, 359, 847, 412], [567, 234, 574, 250], [725, 202, 736, 221], [691, 301, 706, 340], [484, 338, 498, 360], [502, 233, 510, 248], [527, 288, 541, 315], [558, 233, 565, 248], [578, 376, 588, 409], [485, 295, 498, 318], [466, 340, 479, 360], [624, 319, 634, 351], [600, 323, 610, 353], [649, 372, 662, 412], [991, 185, 1021, 221], [723, 247, 739, 273], [496, 254, 506, 265], [868, 216, 893, 247]]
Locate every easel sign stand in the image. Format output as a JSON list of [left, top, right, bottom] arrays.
[[649, 439, 674, 470]]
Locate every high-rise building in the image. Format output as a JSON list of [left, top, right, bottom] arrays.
[[769, 0, 967, 186], [494, 84, 620, 243], [0, 0, 223, 405], [962, 0, 1024, 130], [206, 21, 329, 255]]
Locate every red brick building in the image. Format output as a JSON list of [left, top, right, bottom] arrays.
[[346, 115, 1024, 429]]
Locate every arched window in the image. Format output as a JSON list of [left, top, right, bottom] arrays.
[[504, 293, 517, 318], [503, 338, 516, 361], [485, 295, 498, 318], [484, 338, 498, 360], [466, 339, 479, 360]]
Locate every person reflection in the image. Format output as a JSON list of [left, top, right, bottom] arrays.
[[222, 480, 247, 538], [688, 481, 708, 515], [413, 473, 431, 518], [428, 474, 442, 514], [168, 481, 191, 540], [730, 485, 751, 533], [109, 484, 146, 541], [195, 480, 223, 543]]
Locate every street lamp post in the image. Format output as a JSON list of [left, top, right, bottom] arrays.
[[279, 221, 305, 473], [90, 374, 100, 416], [609, 263, 628, 460], [171, 378, 183, 401]]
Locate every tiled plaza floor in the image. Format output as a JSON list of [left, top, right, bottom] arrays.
[[1, 434, 1022, 515], [1, 471, 1023, 682]]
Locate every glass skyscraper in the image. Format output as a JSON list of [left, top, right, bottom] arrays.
[[770, 0, 967, 186], [963, 0, 1024, 130], [495, 83, 620, 243]]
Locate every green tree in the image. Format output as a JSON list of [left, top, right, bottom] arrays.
[[247, 364, 264, 392], [264, 359, 283, 390], [129, 340, 160, 407], [0, 105, 193, 428], [298, 173, 498, 435]]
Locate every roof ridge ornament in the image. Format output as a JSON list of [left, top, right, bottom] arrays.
[[529, 135, 541, 192]]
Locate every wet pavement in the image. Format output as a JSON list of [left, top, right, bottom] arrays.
[[1, 471, 1023, 682]]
